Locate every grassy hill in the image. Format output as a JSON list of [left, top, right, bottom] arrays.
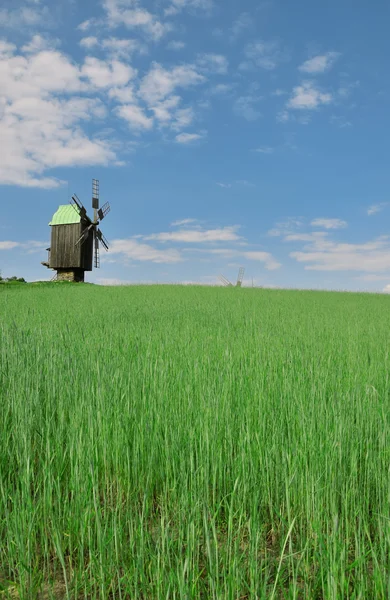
[[1, 284, 389, 598]]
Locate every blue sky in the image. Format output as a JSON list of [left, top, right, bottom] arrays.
[[1, 0, 390, 290]]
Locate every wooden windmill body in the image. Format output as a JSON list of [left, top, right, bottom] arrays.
[[42, 179, 110, 282]]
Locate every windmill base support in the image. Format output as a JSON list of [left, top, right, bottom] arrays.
[[56, 269, 85, 283]]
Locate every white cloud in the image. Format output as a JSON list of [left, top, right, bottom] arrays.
[[209, 83, 235, 95], [0, 240, 48, 252], [329, 115, 352, 128], [149, 95, 194, 131], [21, 35, 57, 54], [310, 218, 347, 229], [116, 104, 153, 129], [164, 0, 213, 16], [139, 62, 205, 104], [167, 40, 186, 51], [267, 218, 304, 237], [0, 5, 49, 29], [284, 232, 329, 242], [0, 241, 20, 250], [287, 81, 332, 110], [145, 226, 241, 243], [82, 57, 136, 88], [254, 146, 274, 154], [0, 41, 16, 56], [356, 274, 390, 282], [290, 234, 390, 273], [171, 218, 198, 226], [299, 52, 340, 74], [196, 53, 228, 74], [103, 0, 170, 40], [242, 251, 281, 270], [236, 179, 254, 187], [171, 107, 194, 131], [230, 13, 253, 40], [0, 47, 117, 187], [80, 36, 99, 49], [201, 246, 281, 270], [108, 85, 136, 103], [367, 203, 388, 216], [234, 96, 261, 121], [109, 238, 183, 263], [77, 19, 95, 31], [0, 40, 209, 187], [175, 132, 204, 143], [383, 284, 390, 293], [216, 181, 254, 189], [81, 36, 143, 58], [242, 40, 286, 70], [102, 37, 142, 57]]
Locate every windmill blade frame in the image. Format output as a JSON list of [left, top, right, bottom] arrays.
[[219, 274, 233, 287], [94, 232, 100, 268], [236, 267, 245, 287], [75, 223, 94, 246], [96, 228, 109, 250], [70, 194, 89, 221], [92, 179, 100, 210], [98, 201, 110, 222]]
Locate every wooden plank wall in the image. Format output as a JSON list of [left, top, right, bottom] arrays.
[[49, 224, 94, 270], [49, 224, 82, 268], [81, 232, 94, 271]]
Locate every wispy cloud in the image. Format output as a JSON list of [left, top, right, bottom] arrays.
[[287, 81, 333, 110], [242, 251, 281, 270], [196, 53, 228, 74], [0, 4, 50, 29], [116, 104, 154, 130], [171, 218, 198, 227], [164, 0, 213, 17], [216, 181, 255, 189], [0, 240, 48, 252], [311, 218, 347, 229], [241, 40, 287, 71], [254, 146, 274, 154], [230, 12, 253, 40], [81, 36, 145, 58], [0, 241, 20, 250], [299, 52, 340, 74], [21, 34, 59, 54], [234, 95, 262, 121], [0, 40, 209, 186], [103, 0, 171, 40], [109, 239, 183, 263], [139, 62, 205, 104], [167, 40, 186, 51], [367, 202, 388, 216], [289, 234, 390, 273], [145, 226, 241, 243], [267, 218, 304, 237], [175, 132, 204, 144]]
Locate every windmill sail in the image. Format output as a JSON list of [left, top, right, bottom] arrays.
[[219, 274, 233, 287], [236, 267, 245, 287]]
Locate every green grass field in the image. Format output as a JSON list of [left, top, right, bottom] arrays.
[[1, 283, 390, 599]]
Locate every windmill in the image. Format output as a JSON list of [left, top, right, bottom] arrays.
[[219, 267, 245, 288], [42, 178, 110, 282]]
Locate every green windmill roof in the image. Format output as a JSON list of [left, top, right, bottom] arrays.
[[49, 205, 81, 226]]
